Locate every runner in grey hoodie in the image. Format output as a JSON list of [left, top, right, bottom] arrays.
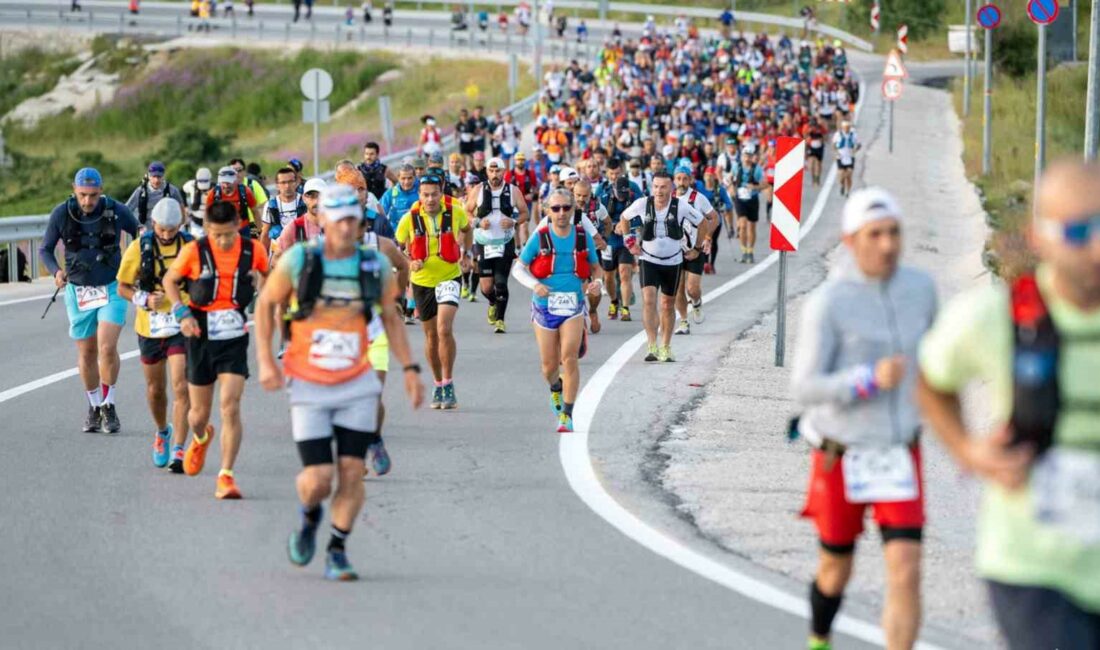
[[789, 187, 937, 650], [125, 161, 185, 228]]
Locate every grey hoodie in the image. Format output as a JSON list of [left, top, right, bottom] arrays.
[[790, 259, 937, 448]]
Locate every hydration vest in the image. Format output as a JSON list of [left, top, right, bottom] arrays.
[[60, 197, 120, 259], [213, 184, 253, 237], [529, 224, 590, 281], [284, 245, 384, 385], [137, 179, 174, 226], [642, 196, 683, 242], [573, 197, 599, 226], [1005, 274, 1100, 455], [138, 230, 193, 293], [359, 162, 387, 199], [477, 183, 513, 219], [266, 195, 307, 238], [287, 216, 312, 244], [186, 237, 256, 311], [408, 196, 461, 263]]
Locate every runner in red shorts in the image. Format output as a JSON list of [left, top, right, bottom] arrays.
[[789, 189, 938, 650]]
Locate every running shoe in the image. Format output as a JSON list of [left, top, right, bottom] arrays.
[[644, 344, 659, 362], [556, 413, 574, 433], [184, 425, 214, 476], [460, 285, 470, 300], [549, 389, 564, 416], [430, 386, 444, 410], [691, 300, 705, 324], [740, 252, 748, 263], [324, 550, 359, 581], [367, 441, 392, 476], [674, 319, 690, 335], [83, 406, 102, 433], [619, 306, 632, 322], [747, 252, 755, 264], [657, 346, 675, 362], [441, 383, 458, 410], [467, 290, 477, 303], [152, 425, 172, 468], [101, 403, 121, 433], [288, 509, 321, 566], [494, 319, 506, 334], [607, 303, 618, 320], [808, 639, 832, 650], [487, 304, 497, 325], [404, 313, 416, 325], [168, 445, 185, 474], [215, 473, 242, 500]]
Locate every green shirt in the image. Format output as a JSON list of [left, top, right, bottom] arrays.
[[919, 265, 1100, 613]]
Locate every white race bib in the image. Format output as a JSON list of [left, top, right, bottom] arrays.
[[810, 139, 823, 148], [76, 285, 109, 312], [207, 309, 246, 341], [842, 446, 918, 504], [434, 280, 461, 304], [736, 187, 753, 201], [1033, 448, 1100, 545], [460, 133, 473, 142], [483, 244, 506, 260], [600, 246, 613, 261], [548, 291, 579, 316], [308, 329, 361, 370], [148, 310, 181, 338]]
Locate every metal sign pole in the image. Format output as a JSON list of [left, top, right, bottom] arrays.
[[774, 251, 787, 367], [964, 0, 973, 116], [889, 101, 895, 153], [983, 24, 993, 174], [1036, 23, 1048, 195], [313, 77, 321, 177], [1086, 0, 1100, 160], [533, 0, 543, 85]]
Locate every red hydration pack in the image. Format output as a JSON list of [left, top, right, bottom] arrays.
[[409, 196, 461, 263], [530, 224, 590, 281]]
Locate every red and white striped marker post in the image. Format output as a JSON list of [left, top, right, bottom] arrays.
[[769, 136, 805, 366], [871, 1, 880, 33], [897, 23, 909, 53]]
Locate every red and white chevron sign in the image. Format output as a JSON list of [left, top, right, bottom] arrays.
[[769, 137, 805, 252], [897, 24, 909, 53], [870, 1, 880, 31]]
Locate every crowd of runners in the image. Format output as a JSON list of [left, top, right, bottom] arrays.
[[28, 14, 1100, 650]]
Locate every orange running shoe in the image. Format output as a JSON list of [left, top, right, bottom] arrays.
[[215, 473, 242, 500], [184, 425, 213, 476]]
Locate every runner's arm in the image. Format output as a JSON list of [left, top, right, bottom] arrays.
[[512, 185, 530, 225], [789, 290, 873, 406], [259, 221, 273, 252], [255, 257, 294, 369], [39, 209, 64, 279], [378, 237, 409, 298], [378, 272, 424, 409]]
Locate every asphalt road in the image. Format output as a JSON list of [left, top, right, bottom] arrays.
[[0, 46, 912, 649]]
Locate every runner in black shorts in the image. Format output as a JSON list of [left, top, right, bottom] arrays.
[[599, 176, 638, 322], [730, 145, 764, 263]]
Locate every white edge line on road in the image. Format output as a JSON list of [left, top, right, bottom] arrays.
[[560, 84, 946, 650], [0, 350, 141, 405], [0, 293, 55, 307]]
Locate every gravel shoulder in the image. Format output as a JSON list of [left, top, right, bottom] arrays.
[[658, 82, 1001, 648]]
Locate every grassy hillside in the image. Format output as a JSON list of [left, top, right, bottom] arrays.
[[0, 39, 534, 216]]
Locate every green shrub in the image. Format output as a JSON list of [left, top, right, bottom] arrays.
[[993, 20, 1039, 79]]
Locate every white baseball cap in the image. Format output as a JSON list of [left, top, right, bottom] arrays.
[[559, 167, 580, 182], [195, 167, 212, 189], [151, 197, 183, 228], [487, 157, 506, 170], [842, 187, 902, 235], [320, 183, 362, 221], [216, 166, 237, 183], [303, 177, 327, 195]]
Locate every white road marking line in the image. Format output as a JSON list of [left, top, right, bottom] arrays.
[[561, 85, 946, 650], [0, 293, 55, 307]]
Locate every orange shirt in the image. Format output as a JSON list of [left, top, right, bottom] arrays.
[[206, 184, 258, 223], [171, 237, 269, 311]]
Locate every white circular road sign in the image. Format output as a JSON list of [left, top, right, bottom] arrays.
[[300, 68, 334, 101], [882, 78, 904, 101]]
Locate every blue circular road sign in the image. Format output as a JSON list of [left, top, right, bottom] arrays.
[[1027, 0, 1060, 25], [976, 3, 1002, 29]]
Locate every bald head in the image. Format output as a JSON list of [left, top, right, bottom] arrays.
[[1031, 158, 1100, 304], [1036, 158, 1100, 223]]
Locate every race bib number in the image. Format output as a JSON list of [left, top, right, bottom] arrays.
[[207, 309, 246, 341], [434, 280, 461, 305], [840, 154, 854, 165], [308, 329, 361, 371], [148, 311, 181, 338], [736, 187, 753, 201], [810, 139, 823, 148], [842, 446, 918, 504], [76, 285, 109, 312], [1033, 448, 1100, 545], [483, 244, 505, 260], [600, 246, 613, 261], [460, 133, 473, 142], [548, 292, 579, 317]]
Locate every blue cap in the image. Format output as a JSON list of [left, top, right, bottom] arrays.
[[674, 163, 693, 176], [73, 167, 102, 188], [147, 161, 166, 176]]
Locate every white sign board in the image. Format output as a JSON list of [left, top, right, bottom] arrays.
[[302, 100, 331, 123], [300, 68, 333, 101]]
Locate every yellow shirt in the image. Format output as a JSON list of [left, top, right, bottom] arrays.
[[396, 200, 469, 288], [116, 236, 188, 338]]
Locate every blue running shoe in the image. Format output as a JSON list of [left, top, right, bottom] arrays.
[[324, 550, 359, 581], [441, 383, 458, 410], [288, 506, 322, 567], [368, 441, 391, 476], [152, 425, 172, 468], [430, 386, 444, 409], [549, 390, 564, 416], [556, 413, 574, 433]]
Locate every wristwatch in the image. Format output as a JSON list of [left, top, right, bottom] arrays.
[[403, 363, 422, 374]]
